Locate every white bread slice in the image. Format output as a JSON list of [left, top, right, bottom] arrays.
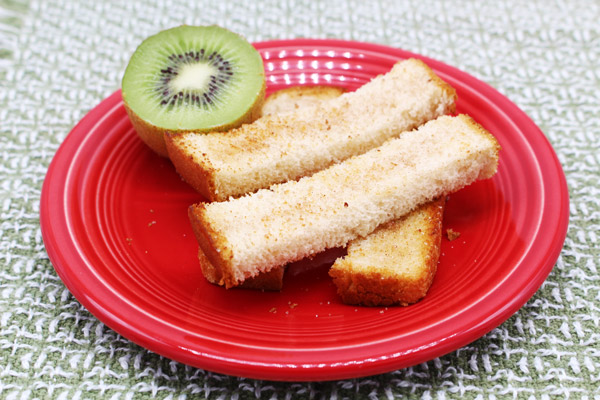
[[329, 197, 446, 306], [188, 114, 500, 288], [261, 86, 345, 116], [208, 85, 443, 296], [259, 86, 446, 299], [198, 86, 345, 290], [166, 59, 456, 201], [260, 87, 446, 299]]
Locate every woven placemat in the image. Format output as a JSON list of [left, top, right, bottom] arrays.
[[1, 0, 598, 398]]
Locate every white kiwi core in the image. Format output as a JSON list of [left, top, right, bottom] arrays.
[[170, 63, 217, 92]]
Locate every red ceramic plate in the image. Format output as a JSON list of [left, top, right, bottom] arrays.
[[40, 39, 569, 381]]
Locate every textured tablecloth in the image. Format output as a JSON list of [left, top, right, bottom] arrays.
[[1, 0, 598, 398]]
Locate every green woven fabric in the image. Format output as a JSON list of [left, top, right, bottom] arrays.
[[1, 0, 598, 398]]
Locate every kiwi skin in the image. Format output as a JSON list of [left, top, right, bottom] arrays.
[[122, 25, 266, 157], [124, 83, 265, 157]]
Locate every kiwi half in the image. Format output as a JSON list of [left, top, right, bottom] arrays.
[[122, 25, 265, 156]]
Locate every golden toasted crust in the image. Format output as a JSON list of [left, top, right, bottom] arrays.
[[237, 266, 285, 290], [329, 197, 446, 306], [197, 248, 285, 290], [262, 86, 345, 116], [165, 133, 218, 200], [188, 203, 237, 287], [196, 247, 223, 284]]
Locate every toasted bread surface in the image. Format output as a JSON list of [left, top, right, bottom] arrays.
[[213, 85, 447, 299], [167, 59, 457, 201], [261, 86, 345, 116], [193, 86, 345, 290], [188, 114, 500, 288], [329, 197, 446, 306]]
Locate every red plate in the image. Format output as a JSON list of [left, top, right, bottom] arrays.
[[40, 39, 569, 381]]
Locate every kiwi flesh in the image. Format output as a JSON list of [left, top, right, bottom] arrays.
[[122, 25, 265, 156]]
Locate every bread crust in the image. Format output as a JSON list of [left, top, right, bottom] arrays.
[[189, 203, 287, 289], [165, 134, 219, 200], [261, 86, 345, 116], [197, 248, 285, 290], [329, 197, 446, 306], [188, 203, 237, 287]]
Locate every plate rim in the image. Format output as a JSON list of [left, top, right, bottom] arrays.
[[40, 38, 570, 381]]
